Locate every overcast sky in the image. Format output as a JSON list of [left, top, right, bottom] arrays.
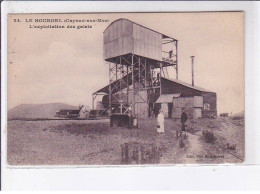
[[8, 12, 244, 114]]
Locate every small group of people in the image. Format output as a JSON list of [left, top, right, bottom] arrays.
[[156, 108, 188, 133]]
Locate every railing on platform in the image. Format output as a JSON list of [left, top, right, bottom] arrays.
[[162, 51, 175, 64]]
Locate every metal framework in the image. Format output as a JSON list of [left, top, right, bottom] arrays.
[[106, 38, 178, 117]]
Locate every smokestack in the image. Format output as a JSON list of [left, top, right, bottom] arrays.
[[191, 56, 195, 86]]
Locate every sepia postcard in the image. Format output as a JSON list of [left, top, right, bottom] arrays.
[[7, 12, 245, 166]]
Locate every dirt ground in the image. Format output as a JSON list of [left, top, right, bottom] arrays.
[[7, 116, 244, 165]]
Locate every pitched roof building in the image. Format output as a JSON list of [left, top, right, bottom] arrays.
[[94, 77, 217, 119]]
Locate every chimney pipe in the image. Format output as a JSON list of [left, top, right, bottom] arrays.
[[191, 56, 195, 86]]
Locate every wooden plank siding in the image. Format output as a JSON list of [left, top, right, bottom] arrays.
[[201, 92, 217, 118], [99, 76, 217, 118], [103, 19, 162, 61]]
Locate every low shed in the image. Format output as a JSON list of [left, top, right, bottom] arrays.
[[95, 77, 217, 119], [156, 77, 217, 119], [55, 109, 81, 118]]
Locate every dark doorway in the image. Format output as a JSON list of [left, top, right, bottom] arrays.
[[168, 103, 173, 118]]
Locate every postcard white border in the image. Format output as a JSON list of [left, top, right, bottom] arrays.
[[1, 1, 260, 190]]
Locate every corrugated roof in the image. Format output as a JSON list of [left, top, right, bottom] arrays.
[[94, 76, 214, 96], [104, 18, 177, 40], [156, 93, 181, 103], [162, 77, 213, 93]]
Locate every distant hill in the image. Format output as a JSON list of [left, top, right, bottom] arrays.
[[8, 103, 79, 119]]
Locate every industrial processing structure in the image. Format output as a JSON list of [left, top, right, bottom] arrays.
[[93, 18, 217, 123]]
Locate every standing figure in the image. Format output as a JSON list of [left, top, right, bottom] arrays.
[[157, 72, 160, 86], [169, 50, 173, 59], [181, 108, 188, 131], [128, 105, 132, 115], [150, 109, 154, 118], [157, 109, 165, 133]]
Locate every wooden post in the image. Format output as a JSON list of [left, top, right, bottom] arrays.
[[132, 54, 135, 117], [141, 146, 145, 164], [125, 143, 129, 164], [92, 94, 94, 110], [176, 40, 178, 80], [136, 147, 139, 164], [127, 65, 129, 105], [109, 63, 112, 114], [120, 144, 125, 164], [160, 63, 162, 95], [191, 56, 195, 86]]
